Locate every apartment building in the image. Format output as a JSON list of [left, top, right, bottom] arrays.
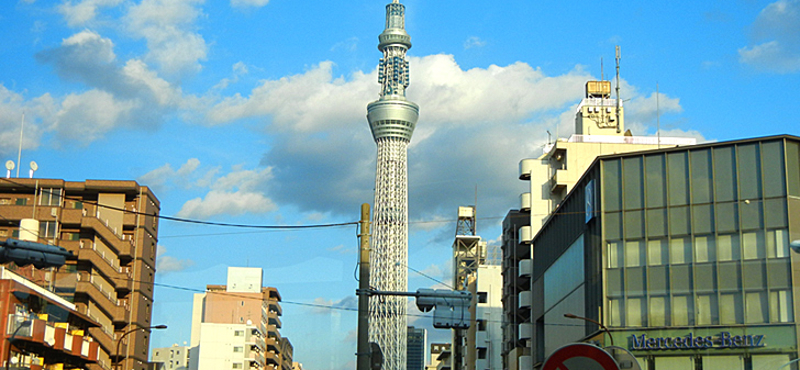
[[189, 267, 290, 370], [0, 266, 101, 368], [152, 345, 191, 370], [0, 178, 160, 370]]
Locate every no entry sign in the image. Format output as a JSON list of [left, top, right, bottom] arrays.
[[542, 343, 620, 370]]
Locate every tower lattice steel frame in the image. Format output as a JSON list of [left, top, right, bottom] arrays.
[[367, 1, 419, 370]]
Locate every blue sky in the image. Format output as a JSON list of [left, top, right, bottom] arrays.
[[2, 0, 800, 369]]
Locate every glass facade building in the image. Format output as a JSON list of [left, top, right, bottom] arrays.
[[528, 135, 800, 369]]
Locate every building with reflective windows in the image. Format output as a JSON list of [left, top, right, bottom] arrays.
[[517, 135, 800, 369]]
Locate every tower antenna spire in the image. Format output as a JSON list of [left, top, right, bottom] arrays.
[[366, 2, 419, 370]]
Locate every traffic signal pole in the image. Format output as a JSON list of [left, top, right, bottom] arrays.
[[355, 203, 471, 370], [357, 203, 371, 370]]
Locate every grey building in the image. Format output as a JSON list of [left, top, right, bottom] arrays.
[[517, 135, 800, 369], [407, 326, 427, 370]]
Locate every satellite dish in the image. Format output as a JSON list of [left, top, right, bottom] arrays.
[[30, 161, 38, 171], [5, 160, 14, 171]]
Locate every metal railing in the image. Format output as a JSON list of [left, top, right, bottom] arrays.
[[567, 134, 697, 146]]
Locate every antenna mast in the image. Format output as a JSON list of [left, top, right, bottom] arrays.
[[16, 112, 25, 178], [615, 46, 621, 133]]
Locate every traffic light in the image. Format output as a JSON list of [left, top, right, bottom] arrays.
[[416, 289, 472, 329], [0, 238, 73, 269]]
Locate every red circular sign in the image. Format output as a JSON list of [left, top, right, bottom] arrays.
[[542, 343, 620, 370]]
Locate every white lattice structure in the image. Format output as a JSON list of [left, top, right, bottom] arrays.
[[366, 2, 419, 370]]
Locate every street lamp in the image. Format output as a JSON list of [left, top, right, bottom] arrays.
[[564, 313, 614, 347], [114, 325, 167, 370], [5, 318, 32, 370]]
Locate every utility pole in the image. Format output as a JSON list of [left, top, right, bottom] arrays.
[[357, 203, 372, 370]]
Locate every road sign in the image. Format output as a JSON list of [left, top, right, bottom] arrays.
[[604, 346, 642, 370], [542, 343, 620, 370]]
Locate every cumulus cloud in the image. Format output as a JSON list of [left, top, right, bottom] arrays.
[[738, 0, 800, 73], [35, 30, 185, 145], [124, 0, 208, 77], [155, 245, 195, 274], [0, 85, 51, 157], [58, 0, 123, 27], [138, 158, 206, 192], [176, 167, 277, 218], [206, 54, 594, 228]]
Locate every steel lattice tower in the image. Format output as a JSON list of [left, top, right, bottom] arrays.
[[367, 1, 419, 370]]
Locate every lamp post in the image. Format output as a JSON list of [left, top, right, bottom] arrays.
[[564, 313, 614, 347], [114, 325, 167, 370], [5, 318, 32, 370]]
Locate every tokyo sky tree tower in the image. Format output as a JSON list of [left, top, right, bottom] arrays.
[[366, 1, 418, 370]]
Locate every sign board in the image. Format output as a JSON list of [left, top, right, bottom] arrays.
[[542, 343, 620, 370]]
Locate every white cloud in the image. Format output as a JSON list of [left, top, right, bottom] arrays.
[[58, 0, 123, 27], [125, 0, 208, 77], [231, 0, 269, 8], [35, 30, 186, 144], [463, 36, 486, 49], [0, 85, 51, 157], [176, 167, 277, 218], [738, 0, 800, 73], [310, 296, 357, 314], [155, 245, 195, 274], [50, 89, 138, 144], [138, 158, 204, 192]]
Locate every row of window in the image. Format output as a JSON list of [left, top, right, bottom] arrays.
[[607, 229, 790, 268], [608, 289, 793, 327]]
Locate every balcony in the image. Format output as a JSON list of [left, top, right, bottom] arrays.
[[519, 193, 531, 212], [518, 323, 532, 340], [519, 159, 536, 180], [519, 355, 532, 370], [6, 314, 98, 366], [518, 259, 531, 278], [81, 217, 132, 257], [518, 291, 531, 309], [518, 226, 532, 245], [549, 169, 568, 193]]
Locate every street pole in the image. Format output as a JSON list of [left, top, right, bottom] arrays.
[[356, 203, 371, 370], [114, 325, 167, 370], [564, 313, 614, 347]]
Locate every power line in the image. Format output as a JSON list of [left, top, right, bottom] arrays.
[[0, 177, 359, 230]]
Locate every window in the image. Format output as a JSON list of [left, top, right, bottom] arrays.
[[234, 330, 244, 337], [626, 297, 644, 327], [477, 292, 487, 303], [624, 240, 644, 267], [770, 290, 793, 322], [232, 364, 243, 369], [745, 291, 768, 323], [15, 198, 27, 206], [477, 348, 487, 359], [233, 346, 243, 353], [39, 221, 57, 239], [39, 188, 63, 206], [694, 235, 716, 263]]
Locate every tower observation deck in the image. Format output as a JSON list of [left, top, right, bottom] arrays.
[[366, 1, 419, 370]]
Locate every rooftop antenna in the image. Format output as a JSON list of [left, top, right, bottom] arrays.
[[615, 46, 621, 134], [16, 111, 25, 178], [5, 161, 14, 178], [29, 161, 38, 178]]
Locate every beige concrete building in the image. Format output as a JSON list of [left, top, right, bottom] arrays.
[[189, 267, 290, 370], [0, 178, 160, 370], [503, 80, 697, 370]]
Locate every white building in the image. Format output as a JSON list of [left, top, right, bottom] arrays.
[[152, 345, 191, 370]]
